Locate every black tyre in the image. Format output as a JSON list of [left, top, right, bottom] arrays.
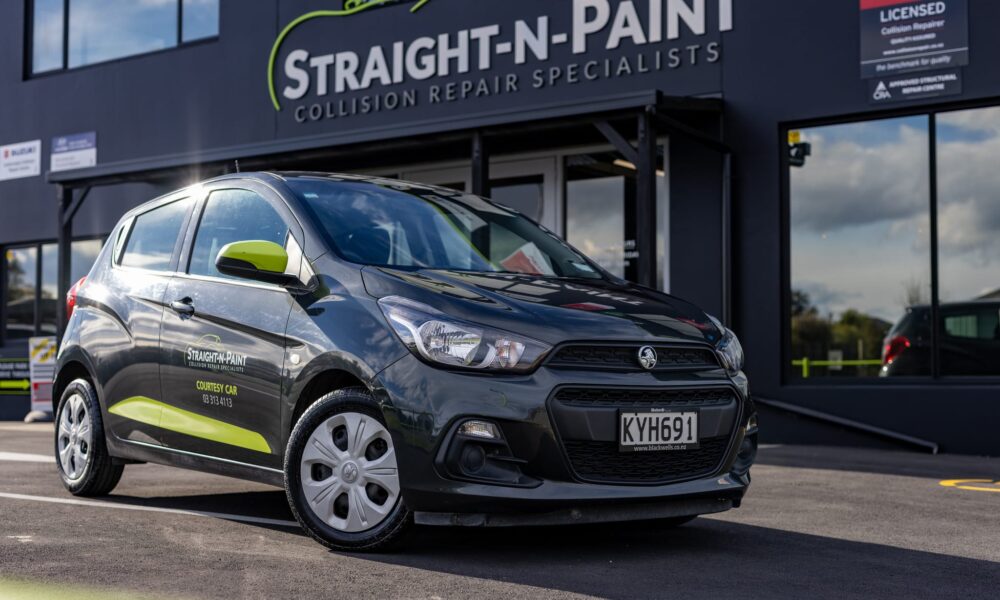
[[285, 387, 410, 552], [54, 378, 124, 496]]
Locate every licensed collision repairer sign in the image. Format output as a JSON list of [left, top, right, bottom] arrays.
[[860, 0, 968, 78]]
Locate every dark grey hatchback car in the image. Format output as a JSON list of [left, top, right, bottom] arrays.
[[54, 172, 757, 551]]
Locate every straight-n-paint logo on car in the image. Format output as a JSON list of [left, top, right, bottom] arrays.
[[185, 335, 248, 374]]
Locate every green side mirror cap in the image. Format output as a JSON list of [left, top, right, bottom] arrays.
[[216, 240, 297, 286]]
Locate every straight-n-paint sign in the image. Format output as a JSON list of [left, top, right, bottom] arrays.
[[860, 0, 968, 78]]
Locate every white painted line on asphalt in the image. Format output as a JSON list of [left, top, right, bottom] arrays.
[[0, 492, 300, 529], [0, 452, 54, 463]]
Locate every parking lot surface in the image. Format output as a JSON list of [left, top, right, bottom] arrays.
[[1, 423, 998, 599]]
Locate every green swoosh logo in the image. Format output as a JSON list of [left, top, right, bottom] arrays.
[[268, 0, 433, 111]]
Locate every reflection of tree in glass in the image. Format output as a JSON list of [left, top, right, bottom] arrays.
[[790, 289, 892, 378], [6, 254, 31, 302]]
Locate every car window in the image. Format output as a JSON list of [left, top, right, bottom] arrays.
[[120, 199, 192, 271], [189, 189, 289, 280], [289, 178, 603, 279], [944, 307, 1000, 340]]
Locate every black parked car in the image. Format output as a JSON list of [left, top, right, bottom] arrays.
[[881, 301, 1000, 376], [53, 173, 756, 551]]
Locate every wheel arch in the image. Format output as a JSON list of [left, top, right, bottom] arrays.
[[53, 352, 99, 413]]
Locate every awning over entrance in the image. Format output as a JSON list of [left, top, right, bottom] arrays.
[[49, 90, 732, 339]]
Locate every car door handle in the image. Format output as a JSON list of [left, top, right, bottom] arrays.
[[169, 298, 195, 316]]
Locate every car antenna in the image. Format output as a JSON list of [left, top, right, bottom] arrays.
[[234, 160, 241, 173]]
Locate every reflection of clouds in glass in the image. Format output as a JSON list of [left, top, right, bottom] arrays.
[[33, 0, 65, 72], [791, 117, 931, 323], [792, 119, 929, 233], [937, 106, 1000, 301], [69, 0, 178, 68], [566, 177, 624, 278]]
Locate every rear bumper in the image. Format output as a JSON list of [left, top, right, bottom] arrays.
[[373, 354, 755, 516]]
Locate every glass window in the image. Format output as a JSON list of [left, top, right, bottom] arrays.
[[31, 0, 218, 72], [32, 0, 65, 73], [491, 177, 543, 222], [565, 150, 668, 287], [789, 117, 932, 379], [5, 248, 38, 341], [68, 0, 177, 68], [189, 190, 289, 280], [37, 239, 103, 336], [936, 107, 1000, 376], [121, 199, 191, 272], [290, 178, 603, 279], [182, 0, 219, 42]]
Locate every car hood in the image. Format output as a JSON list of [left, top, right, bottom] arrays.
[[360, 268, 723, 346]]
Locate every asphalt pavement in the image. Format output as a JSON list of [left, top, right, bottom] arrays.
[[1, 423, 998, 599]]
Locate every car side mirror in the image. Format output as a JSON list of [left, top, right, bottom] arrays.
[[216, 240, 300, 287]]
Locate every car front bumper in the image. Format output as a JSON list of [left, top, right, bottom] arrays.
[[372, 354, 755, 521]]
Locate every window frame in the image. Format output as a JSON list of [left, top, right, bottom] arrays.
[[781, 97, 1000, 386], [115, 195, 195, 275], [25, 0, 220, 78], [177, 181, 305, 290]]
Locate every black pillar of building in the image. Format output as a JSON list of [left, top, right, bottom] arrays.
[[636, 109, 657, 288], [56, 185, 73, 344], [471, 130, 490, 197]]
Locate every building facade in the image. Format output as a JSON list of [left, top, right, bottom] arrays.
[[1, 0, 998, 454]]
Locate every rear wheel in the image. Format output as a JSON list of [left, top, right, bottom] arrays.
[[54, 379, 123, 496], [285, 388, 410, 552]]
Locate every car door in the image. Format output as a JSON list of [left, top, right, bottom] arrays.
[[158, 182, 302, 470], [101, 195, 196, 448]]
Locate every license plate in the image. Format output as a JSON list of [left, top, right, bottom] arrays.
[[619, 410, 699, 452]]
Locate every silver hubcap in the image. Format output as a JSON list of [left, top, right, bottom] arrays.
[[57, 394, 91, 481], [300, 412, 400, 533]]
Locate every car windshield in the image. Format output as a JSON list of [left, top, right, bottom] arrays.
[[288, 177, 604, 279]]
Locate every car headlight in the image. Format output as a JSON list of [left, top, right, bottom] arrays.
[[709, 315, 744, 376], [378, 296, 551, 373]]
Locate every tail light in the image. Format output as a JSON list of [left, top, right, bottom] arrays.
[[66, 277, 86, 322], [882, 335, 910, 365]]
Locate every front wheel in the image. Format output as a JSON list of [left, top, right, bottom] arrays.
[[54, 378, 123, 496], [284, 388, 410, 552]]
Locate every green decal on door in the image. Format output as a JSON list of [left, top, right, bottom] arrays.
[[108, 397, 272, 454]]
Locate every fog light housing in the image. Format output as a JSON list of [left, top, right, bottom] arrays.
[[458, 420, 501, 440], [438, 419, 540, 487]]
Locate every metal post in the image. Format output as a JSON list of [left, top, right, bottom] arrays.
[[471, 130, 490, 197], [636, 108, 657, 288], [721, 152, 733, 326], [928, 114, 940, 378], [56, 185, 73, 344]]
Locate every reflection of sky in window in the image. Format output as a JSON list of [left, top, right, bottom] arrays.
[[183, 0, 220, 42], [567, 177, 624, 278], [791, 117, 931, 323], [937, 106, 1000, 302], [68, 0, 178, 68], [32, 0, 64, 72]]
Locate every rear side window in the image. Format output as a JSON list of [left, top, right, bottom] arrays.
[[120, 199, 192, 271], [189, 189, 289, 280], [944, 307, 1000, 340]]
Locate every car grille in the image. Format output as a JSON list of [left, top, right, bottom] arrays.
[[554, 386, 734, 408], [562, 436, 731, 484], [546, 344, 719, 372], [550, 387, 738, 484]]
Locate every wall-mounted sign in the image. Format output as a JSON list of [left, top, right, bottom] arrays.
[[860, 0, 969, 79], [868, 68, 962, 104], [268, 0, 735, 133], [0, 140, 41, 181], [51, 132, 97, 173]]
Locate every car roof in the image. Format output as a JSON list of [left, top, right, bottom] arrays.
[[122, 171, 474, 220]]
